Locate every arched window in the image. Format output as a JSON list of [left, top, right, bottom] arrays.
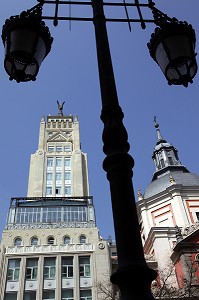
[[47, 236, 55, 245], [31, 237, 38, 246], [79, 235, 86, 244], [63, 236, 70, 245], [14, 237, 22, 246]]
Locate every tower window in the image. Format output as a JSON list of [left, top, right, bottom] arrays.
[[56, 172, 62, 181], [44, 258, 56, 279], [62, 289, 73, 300], [80, 289, 92, 300], [4, 293, 18, 300], [43, 290, 55, 300], [56, 146, 62, 152], [64, 146, 71, 152], [48, 146, 54, 152], [43, 207, 62, 223], [79, 256, 91, 277], [31, 237, 38, 246], [47, 158, 53, 167], [56, 186, 62, 195], [79, 235, 87, 244], [65, 172, 71, 180], [62, 257, 73, 278], [168, 157, 174, 165], [63, 207, 87, 222], [65, 186, 71, 195], [160, 159, 165, 168], [65, 158, 71, 168], [46, 187, 52, 195], [26, 258, 38, 280], [63, 236, 71, 245], [47, 172, 53, 181], [7, 259, 20, 281], [47, 237, 55, 245], [14, 237, 22, 246], [56, 158, 62, 167], [24, 291, 36, 300]]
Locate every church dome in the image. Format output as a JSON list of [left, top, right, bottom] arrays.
[[144, 170, 199, 199]]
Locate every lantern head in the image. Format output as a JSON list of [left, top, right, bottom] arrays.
[[2, 5, 53, 83], [148, 20, 197, 87]]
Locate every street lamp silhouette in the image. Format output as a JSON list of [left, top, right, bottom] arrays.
[[1, 1, 198, 299]]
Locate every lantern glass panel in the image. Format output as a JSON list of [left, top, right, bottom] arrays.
[[34, 36, 47, 66], [164, 35, 192, 60], [155, 42, 169, 73], [10, 29, 37, 60]]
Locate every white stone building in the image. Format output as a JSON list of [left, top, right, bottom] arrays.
[[0, 105, 112, 300], [137, 119, 199, 290]]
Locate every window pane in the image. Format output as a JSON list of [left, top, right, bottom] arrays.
[[63, 236, 70, 244], [47, 158, 53, 167], [80, 235, 86, 244], [7, 259, 20, 281], [26, 258, 38, 280], [85, 266, 91, 277], [56, 172, 62, 180], [65, 186, 71, 195], [80, 289, 92, 300], [79, 257, 90, 278], [63, 207, 87, 222], [56, 186, 62, 195], [4, 293, 17, 300], [31, 237, 38, 245], [24, 291, 36, 300], [64, 158, 71, 167], [62, 289, 73, 300], [65, 172, 71, 180], [43, 290, 55, 300], [48, 147, 54, 152], [56, 158, 62, 167], [56, 146, 62, 152], [62, 257, 73, 278], [46, 187, 52, 195], [14, 238, 22, 246], [47, 173, 53, 180], [47, 237, 55, 245], [44, 258, 56, 279]]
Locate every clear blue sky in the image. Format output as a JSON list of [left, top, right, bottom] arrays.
[[0, 0, 199, 240]]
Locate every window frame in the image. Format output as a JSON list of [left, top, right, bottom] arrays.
[[62, 257, 73, 278], [26, 258, 38, 280], [7, 259, 21, 281], [79, 257, 91, 278], [14, 237, 22, 246], [44, 258, 56, 280]]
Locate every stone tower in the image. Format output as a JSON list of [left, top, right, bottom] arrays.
[[0, 104, 112, 300]]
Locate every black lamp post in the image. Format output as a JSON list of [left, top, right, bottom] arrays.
[[1, 1, 198, 299]]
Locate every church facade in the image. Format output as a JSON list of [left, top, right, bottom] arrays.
[[137, 119, 199, 297]]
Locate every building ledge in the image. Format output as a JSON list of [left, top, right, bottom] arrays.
[[5, 243, 94, 255]]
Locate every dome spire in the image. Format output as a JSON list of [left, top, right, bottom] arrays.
[[154, 116, 166, 144]]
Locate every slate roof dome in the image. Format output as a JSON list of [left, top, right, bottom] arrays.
[[144, 170, 199, 199]]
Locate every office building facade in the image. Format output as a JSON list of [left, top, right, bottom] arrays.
[[0, 106, 112, 300]]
